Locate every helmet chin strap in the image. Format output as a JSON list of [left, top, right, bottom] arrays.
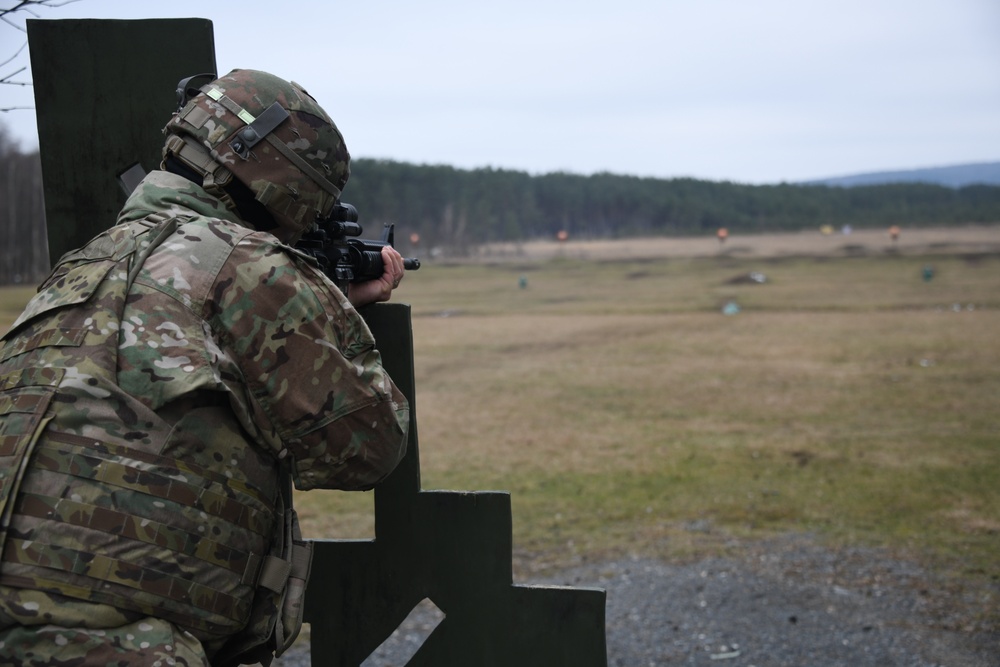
[[163, 132, 325, 236], [162, 134, 239, 214]]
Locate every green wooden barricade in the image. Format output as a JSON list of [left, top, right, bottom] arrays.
[[27, 18, 217, 265], [28, 18, 608, 666], [314, 303, 608, 665]]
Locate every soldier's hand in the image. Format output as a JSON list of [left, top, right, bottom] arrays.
[[347, 246, 405, 307]]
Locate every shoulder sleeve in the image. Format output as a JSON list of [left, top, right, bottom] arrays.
[[207, 234, 408, 491]]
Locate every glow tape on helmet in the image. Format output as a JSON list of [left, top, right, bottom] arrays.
[[206, 86, 256, 125]]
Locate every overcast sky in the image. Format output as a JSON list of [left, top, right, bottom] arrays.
[[1, 0, 998, 184]]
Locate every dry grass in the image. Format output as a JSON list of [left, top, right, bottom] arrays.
[[3, 227, 999, 582], [470, 224, 1000, 263], [387, 227, 1000, 579]]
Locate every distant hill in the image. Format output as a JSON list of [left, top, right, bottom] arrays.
[[804, 161, 1000, 189]]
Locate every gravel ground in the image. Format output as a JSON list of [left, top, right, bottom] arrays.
[[268, 535, 998, 667]]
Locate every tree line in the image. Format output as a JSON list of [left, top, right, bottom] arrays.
[[4, 135, 1000, 284], [0, 126, 47, 285], [344, 159, 1000, 254]]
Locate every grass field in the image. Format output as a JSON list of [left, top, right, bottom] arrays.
[[301, 226, 1000, 585], [2, 226, 998, 588]]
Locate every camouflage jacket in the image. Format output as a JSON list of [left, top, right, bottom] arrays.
[[0, 171, 409, 644]]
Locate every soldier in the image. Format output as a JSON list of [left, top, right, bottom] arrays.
[[0, 69, 409, 666]]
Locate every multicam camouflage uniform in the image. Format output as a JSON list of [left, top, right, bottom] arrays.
[[0, 170, 409, 665]]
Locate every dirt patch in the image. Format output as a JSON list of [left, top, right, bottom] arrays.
[[466, 226, 1000, 263]]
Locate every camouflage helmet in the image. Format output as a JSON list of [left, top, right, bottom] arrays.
[[162, 69, 350, 241]]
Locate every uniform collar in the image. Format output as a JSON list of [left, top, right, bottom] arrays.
[[116, 170, 249, 229]]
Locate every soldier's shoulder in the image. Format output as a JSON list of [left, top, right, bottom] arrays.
[[159, 213, 277, 273], [178, 213, 259, 247]]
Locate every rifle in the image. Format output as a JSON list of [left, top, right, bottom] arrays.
[[295, 202, 420, 293]]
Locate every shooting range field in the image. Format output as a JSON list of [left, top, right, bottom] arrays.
[[2, 226, 998, 591], [299, 224, 1000, 593]]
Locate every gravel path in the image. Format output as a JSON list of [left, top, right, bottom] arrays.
[[268, 535, 998, 666]]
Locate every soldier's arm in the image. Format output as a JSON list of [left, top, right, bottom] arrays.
[[209, 234, 409, 491]]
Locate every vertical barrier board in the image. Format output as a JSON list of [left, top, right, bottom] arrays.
[[27, 18, 216, 265]]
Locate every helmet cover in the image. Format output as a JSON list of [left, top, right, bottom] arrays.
[[163, 69, 350, 241]]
